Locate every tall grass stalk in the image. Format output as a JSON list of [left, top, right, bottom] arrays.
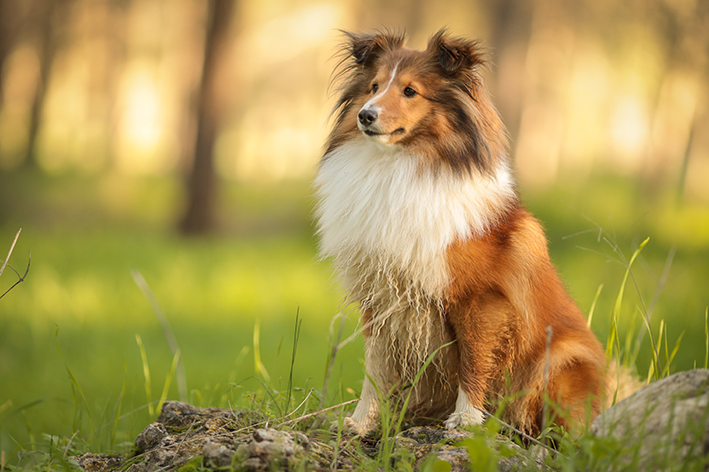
[[605, 238, 651, 366], [646, 322, 664, 382], [157, 350, 181, 414], [579, 230, 665, 381], [57, 332, 94, 435], [637, 246, 675, 348], [285, 309, 302, 415], [252, 320, 270, 383], [586, 284, 603, 328], [661, 323, 685, 378], [622, 308, 640, 368], [704, 307, 709, 369], [131, 269, 187, 402], [109, 368, 127, 450], [0, 228, 30, 300], [135, 334, 154, 416], [571, 211, 673, 380], [0, 229, 20, 279], [320, 311, 347, 410]]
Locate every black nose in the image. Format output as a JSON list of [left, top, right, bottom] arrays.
[[358, 108, 378, 126]]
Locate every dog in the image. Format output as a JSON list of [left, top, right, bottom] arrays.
[[314, 29, 606, 436]]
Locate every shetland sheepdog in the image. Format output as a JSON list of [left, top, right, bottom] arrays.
[[314, 29, 606, 436]]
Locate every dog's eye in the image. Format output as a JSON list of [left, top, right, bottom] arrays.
[[403, 87, 416, 97], [371, 83, 379, 93]]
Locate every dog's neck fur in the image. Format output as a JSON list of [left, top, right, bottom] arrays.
[[314, 138, 517, 299]]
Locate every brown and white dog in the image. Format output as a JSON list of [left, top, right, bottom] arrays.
[[314, 29, 606, 436]]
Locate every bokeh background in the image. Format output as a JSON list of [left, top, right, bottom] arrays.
[[1, 0, 708, 461]]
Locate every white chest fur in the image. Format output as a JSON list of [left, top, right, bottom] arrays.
[[314, 139, 515, 299]]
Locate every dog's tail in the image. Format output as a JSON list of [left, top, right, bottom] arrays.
[[604, 362, 645, 409]]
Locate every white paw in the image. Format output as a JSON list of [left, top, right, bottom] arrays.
[[444, 408, 485, 429], [344, 415, 376, 436]]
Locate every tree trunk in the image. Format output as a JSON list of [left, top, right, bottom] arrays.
[[179, 0, 235, 235], [23, 0, 60, 168], [0, 0, 20, 108]]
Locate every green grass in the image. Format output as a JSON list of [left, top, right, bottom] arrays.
[[0, 226, 366, 456], [1, 168, 708, 469]]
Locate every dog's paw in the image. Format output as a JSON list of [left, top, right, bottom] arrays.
[[444, 409, 485, 430], [343, 415, 376, 436]]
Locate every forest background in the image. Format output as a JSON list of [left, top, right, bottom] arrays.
[[1, 0, 708, 465]]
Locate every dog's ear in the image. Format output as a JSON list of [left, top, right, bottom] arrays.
[[427, 29, 484, 74], [343, 30, 405, 66]]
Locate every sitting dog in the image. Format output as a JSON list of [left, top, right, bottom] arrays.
[[314, 29, 605, 436]]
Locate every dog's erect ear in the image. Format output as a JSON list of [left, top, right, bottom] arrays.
[[427, 29, 484, 74], [343, 30, 406, 66]]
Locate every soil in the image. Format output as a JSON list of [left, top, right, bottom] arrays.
[[70, 401, 545, 471]]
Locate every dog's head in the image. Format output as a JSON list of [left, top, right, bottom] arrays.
[[327, 29, 507, 174]]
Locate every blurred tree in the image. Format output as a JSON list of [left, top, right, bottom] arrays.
[[487, 0, 533, 143], [90, 0, 129, 171], [23, 0, 66, 168], [638, 0, 709, 198], [0, 0, 23, 108], [179, 0, 235, 235]]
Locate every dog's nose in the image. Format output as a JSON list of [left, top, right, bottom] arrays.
[[358, 109, 378, 126]]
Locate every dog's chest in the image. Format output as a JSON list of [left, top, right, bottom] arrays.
[[314, 140, 513, 298]]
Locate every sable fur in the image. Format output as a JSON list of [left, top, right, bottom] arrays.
[[315, 28, 606, 436]]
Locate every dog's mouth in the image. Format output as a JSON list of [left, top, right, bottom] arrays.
[[362, 128, 405, 138]]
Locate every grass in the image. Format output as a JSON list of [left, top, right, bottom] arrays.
[[1, 168, 708, 470]]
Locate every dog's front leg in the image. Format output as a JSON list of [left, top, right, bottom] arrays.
[[444, 386, 486, 429], [344, 321, 395, 436], [344, 374, 380, 435], [444, 293, 512, 429]]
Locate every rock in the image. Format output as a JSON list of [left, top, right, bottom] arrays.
[[202, 440, 236, 468], [156, 401, 202, 425], [398, 425, 473, 444], [591, 369, 709, 471], [393, 426, 473, 471], [127, 403, 339, 471], [135, 423, 168, 452], [125, 402, 240, 471], [233, 428, 311, 471], [157, 400, 241, 429], [71, 453, 123, 472], [70, 401, 549, 471], [393, 426, 546, 472]]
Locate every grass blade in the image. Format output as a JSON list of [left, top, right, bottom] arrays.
[[606, 237, 663, 379], [57, 333, 93, 434], [158, 349, 181, 414], [704, 307, 709, 369], [285, 308, 302, 415], [0, 229, 31, 301], [665, 330, 685, 377], [0, 229, 21, 279], [623, 308, 639, 367], [131, 269, 187, 402], [637, 246, 675, 348], [587, 284, 603, 327], [135, 334, 154, 416], [253, 320, 270, 383], [110, 364, 128, 450]]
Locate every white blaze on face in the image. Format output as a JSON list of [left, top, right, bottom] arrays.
[[357, 60, 402, 136]]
